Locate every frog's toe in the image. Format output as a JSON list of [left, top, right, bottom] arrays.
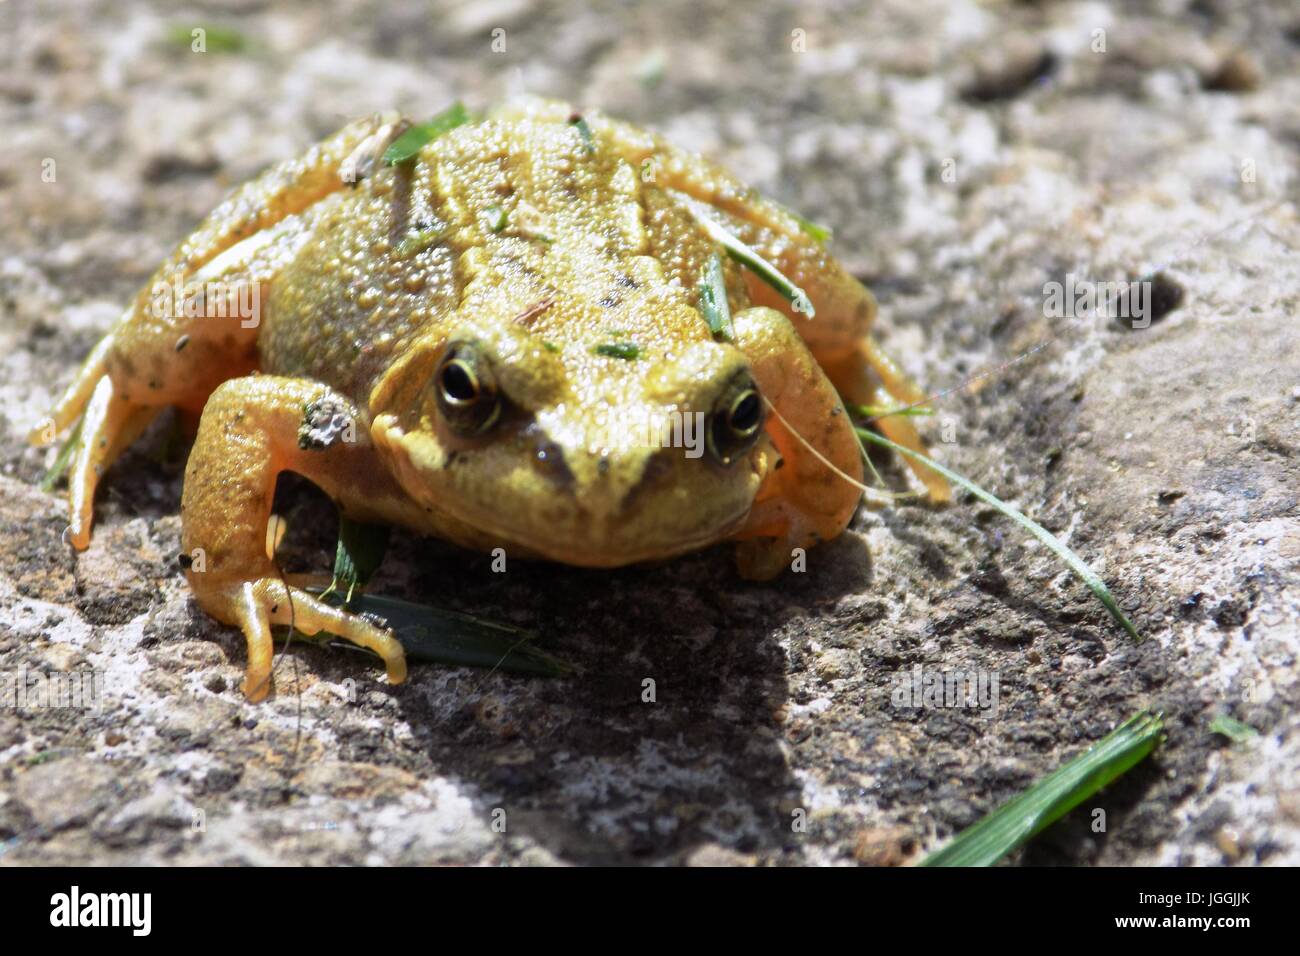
[[267, 585, 408, 690], [824, 337, 952, 504], [866, 384, 951, 505], [31, 334, 117, 448], [212, 577, 407, 701], [228, 581, 277, 702]]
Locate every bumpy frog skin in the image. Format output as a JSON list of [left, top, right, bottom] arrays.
[[32, 98, 947, 701]]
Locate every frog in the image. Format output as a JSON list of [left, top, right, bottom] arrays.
[[30, 97, 948, 702]]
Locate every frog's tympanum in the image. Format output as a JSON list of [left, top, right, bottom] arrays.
[[33, 99, 947, 700]]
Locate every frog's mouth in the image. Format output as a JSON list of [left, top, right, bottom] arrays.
[[371, 414, 767, 566]]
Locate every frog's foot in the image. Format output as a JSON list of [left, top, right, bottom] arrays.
[[203, 578, 406, 702], [729, 307, 865, 580], [180, 375, 412, 701], [34, 268, 265, 548], [62, 375, 161, 549], [28, 328, 145, 549]]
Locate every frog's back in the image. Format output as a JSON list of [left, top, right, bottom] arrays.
[[257, 111, 722, 408], [256, 169, 462, 406]]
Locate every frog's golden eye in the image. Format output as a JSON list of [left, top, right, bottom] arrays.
[[707, 375, 764, 466], [435, 343, 502, 437]]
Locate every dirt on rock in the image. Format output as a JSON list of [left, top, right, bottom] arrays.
[[1, 0, 1297, 866]]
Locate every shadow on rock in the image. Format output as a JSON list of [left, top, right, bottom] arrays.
[[383, 534, 862, 865]]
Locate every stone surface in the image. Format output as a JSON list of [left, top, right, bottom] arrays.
[[1, 0, 1297, 866]]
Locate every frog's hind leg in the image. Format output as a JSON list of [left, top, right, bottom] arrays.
[[64, 376, 161, 549], [819, 338, 952, 504], [32, 111, 407, 548], [124, 111, 403, 310], [32, 111, 390, 442], [34, 271, 265, 548], [729, 307, 867, 580], [30, 326, 162, 549], [29, 333, 117, 444], [181, 375, 409, 701]]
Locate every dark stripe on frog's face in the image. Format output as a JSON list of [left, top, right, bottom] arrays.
[[522, 422, 575, 490], [615, 445, 675, 514]]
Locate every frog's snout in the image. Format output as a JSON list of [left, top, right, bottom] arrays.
[[527, 398, 769, 528]]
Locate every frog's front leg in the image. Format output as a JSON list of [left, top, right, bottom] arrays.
[[729, 307, 865, 580], [181, 376, 408, 701]]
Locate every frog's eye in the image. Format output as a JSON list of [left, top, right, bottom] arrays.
[[435, 343, 502, 437], [707, 375, 764, 466]]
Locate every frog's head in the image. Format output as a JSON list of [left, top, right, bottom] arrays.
[[369, 310, 774, 566]]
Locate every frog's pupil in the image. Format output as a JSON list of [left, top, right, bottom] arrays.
[[729, 391, 760, 434], [441, 361, 478, 403]]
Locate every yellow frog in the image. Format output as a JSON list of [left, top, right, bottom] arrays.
[[31, 98, 947, 701]]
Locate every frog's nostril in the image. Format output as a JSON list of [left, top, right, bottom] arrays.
[[530, 433, 574, 488]]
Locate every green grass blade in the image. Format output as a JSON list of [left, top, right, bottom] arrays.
[[384, 102, 470, 165], [39, 417, 83, 493], [322, 516, 391, 604], [592, 341, 642, 360], [856, 428, 1141, 641], [306, 588, 570, 677], [697, 252, 734, 341], [1209, 713, 1259, 743], [568, 114, 596, 155], [674, 191, 815, 317], [302, 508, 566, 676], [921, 711, 1165, 866], [482, 204, 508, 233], [857, 440, 886, 490], [768, 198, 832, 243], [165, 24, 249, 53], [394, 226, 445, 257], [851, 403, 933, 419]]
